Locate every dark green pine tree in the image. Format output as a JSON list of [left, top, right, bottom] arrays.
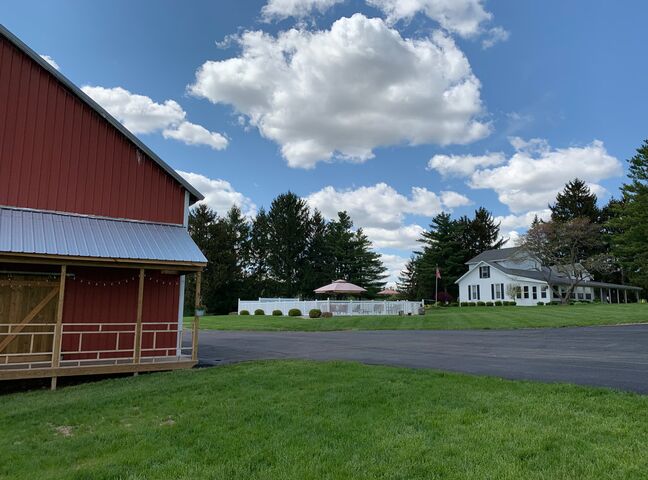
[[266, 192, 312, 297], [349, 228, 387, 294], [417, 213, 466, 299], [249, 208, 273, 296], [185, 204, 218, 315], [301, 209, 335, 297], [223, 206, 252, 303], [397, 254, 421, 299], [549, 178, 600, 223], [608, 140, 648, 293], [462, 207, 506, 260]]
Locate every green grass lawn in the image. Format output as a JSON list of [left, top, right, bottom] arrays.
[[191, 303, 648, 332], [2, 361, 647, 479]]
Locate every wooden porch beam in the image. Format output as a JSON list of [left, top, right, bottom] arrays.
[[133, 269, 145, 367], [192, 271, 201, 363], [0, 286, 59, 353], [50, 265, 67, 390]]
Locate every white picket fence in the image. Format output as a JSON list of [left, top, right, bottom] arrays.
[[238, 299, 424, 316]]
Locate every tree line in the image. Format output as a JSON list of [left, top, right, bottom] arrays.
[[185, 192, 386, 314], [399, 139, 648, 303]]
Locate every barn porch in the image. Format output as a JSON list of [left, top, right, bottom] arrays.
[[0, 207, 207, 389], [0, 262, 202, 389]]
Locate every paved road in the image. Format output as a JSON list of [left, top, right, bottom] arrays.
[[196, 325, 648, 393]]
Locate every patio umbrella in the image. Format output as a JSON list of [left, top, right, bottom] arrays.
[[377, 288, 399, 296], [314, 279, 366, 295]]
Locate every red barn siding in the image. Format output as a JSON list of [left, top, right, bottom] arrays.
[[0, 36, 185, 224], [61, 268, 180, 360]]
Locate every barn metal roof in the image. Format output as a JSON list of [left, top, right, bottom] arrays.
[[0, 24, 204, 204], [0, 207, 207, 265]]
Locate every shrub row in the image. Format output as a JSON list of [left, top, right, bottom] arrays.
[[459, 301, 517, 307], [237, 309, 336, 317]]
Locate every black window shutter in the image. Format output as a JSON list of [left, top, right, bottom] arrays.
[[477, 285, 480, 300], [491, 284, 494, 299], [468, 286, 472, 300]]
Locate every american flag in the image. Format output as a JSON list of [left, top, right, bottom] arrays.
[[436, 267, 441, 279]]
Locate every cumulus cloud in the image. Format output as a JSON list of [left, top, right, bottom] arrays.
[[189, 14, 489, 168], [367, 0, 490, 37], [262, 0, 344, 20], [306, 183, 466, 229], [428, 152, 506, 177], [468, 138, 622, 212], [440, 190, 472, 208], [364, 225, 426, 250], [40, 54, 59, 70], [177, 171, 256, 217], [162, 121, 228, 150], [82, 86, 228, 150]]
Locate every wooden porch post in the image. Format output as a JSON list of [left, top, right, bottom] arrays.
[[50, 265, 67, 391], [616, 289, 620, 304], [192, 271, 201, 362], [133, 268, 145, 374], [624, 290, 628, 304]]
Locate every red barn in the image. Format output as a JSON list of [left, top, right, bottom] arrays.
[[0, 25, 207, 388]]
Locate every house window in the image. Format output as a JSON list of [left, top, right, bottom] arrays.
[[491, 283, 504, 300], [532, 286, 537, 300], [577, 293, 584, 300], [469, 285, 480, 301], [585, 293, 592, 300], [479, 266, 491, 279], [515, 286, 522, 299], [523, 286, 529, 299], [541, 286, 548, 299]]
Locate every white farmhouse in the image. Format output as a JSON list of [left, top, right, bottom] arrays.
[[456, 247, 641, 306]]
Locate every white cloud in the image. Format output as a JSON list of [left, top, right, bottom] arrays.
[[306, 183, 465, 229], [367, 0, 491, 37], [262, 0, 344, 20], [364, 225, 425, 250], [163, 121, 228, 150], [40, 54, 59, 70], [440, 190, 472, 208], [189, 14, 489, 169], [82, 86, 228, 150], [177, 171, 256, 217], [468, 138, 622, 213], [481, 26, 510, 49], [428, 151, 506, 177], [380, 253, 410, 285]]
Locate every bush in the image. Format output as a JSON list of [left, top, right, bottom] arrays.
[[309, 309, 322, 318], [449, 302, 459, 307], [460, 302, 470, 307], [321, 311, 333, 318], [468, 302, 478, 307], [509, 301, 517, 306], [272, 310, 283, 316], [254, 309, 265, 316], [476, 301, 486, 307], [537, 301, 545, 306], [239, 310, 250, 315], [485, 301, 494, 307], [494, 301, 503, 306], [288, 308, 302, 317], [436, 291, 454, 304]]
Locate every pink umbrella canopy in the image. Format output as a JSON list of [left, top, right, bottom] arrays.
[[377, 288, 399, 296], [314, 279, 367, 295]]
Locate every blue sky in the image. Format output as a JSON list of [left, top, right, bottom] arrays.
[[2, 0, 647, 282]]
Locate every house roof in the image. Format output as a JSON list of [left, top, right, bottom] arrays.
[[466, 247, 522, 264], [0, 24, 204, 204], [491, 263, 642, 291], [0, 206, 207, 266]]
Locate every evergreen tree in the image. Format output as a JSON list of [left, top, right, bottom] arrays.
[[301, 210, 334, 296], [350, 228, 387, 293], [398, 254, 421, 299], [463, 207, 506, 259], [609, 140, 648, 293], [249, 208, 273, 296], [549, 178, 600, 222], [266, 192, 312, 296]]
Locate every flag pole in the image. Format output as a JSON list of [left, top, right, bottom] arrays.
[[435, 264, 438, 306]]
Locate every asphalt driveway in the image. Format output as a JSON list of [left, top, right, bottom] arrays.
[[196, 324, 648, 393]]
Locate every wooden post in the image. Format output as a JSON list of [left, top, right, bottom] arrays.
[[133, 269, 145, 373], [192, 271, 201, 362], [616, 289, 620, 304], [50, 265, 67, 391], [624, 290, 628, 304]]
